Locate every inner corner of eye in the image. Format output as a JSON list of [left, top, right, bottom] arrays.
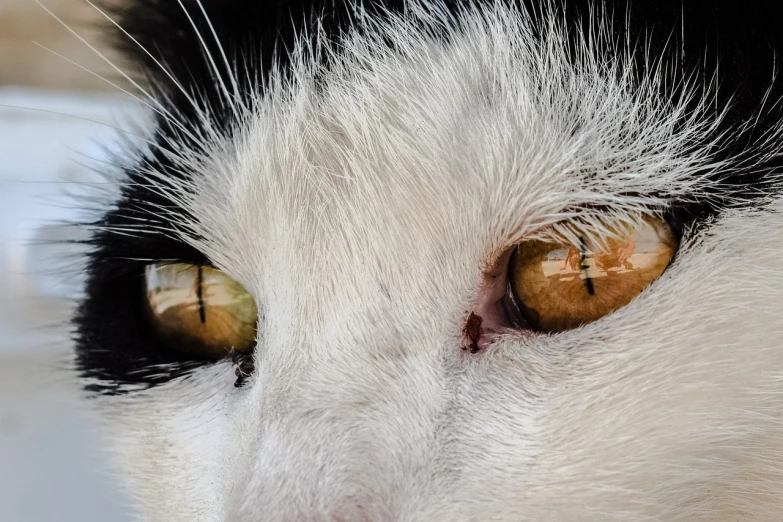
[[506, 215, 679, 334], [144, 263, 259, 358]]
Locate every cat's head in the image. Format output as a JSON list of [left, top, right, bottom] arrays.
[[71, 1, 783, 519]]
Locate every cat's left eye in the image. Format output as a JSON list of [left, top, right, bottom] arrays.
[[145, 264, 258, 358], [506, 216, 678, 333]]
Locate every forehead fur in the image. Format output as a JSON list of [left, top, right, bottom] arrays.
[[166, 3, 753, 272]]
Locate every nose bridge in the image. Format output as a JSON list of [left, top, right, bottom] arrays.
[[267, 234, 447, 418], [278, 259, 443, 392], [256, 175, 461, 395], [268, 203, 470, 417], [251, 300, 448, 516], [233, 189, 461, 517]]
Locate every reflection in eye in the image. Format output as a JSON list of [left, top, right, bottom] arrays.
[[145, 264, 258, 358], [508, 216, 678, 332]]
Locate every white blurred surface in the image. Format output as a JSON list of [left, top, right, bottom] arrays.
[[0, 87, 138, 521]]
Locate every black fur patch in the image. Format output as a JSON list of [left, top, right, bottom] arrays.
[[75, 0, 783, 394]]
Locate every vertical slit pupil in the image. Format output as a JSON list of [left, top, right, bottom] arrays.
[[579, 237, 596, 296], [196, 266, 206, 323]]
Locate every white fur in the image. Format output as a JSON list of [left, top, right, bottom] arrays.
[[82, 2, 783, 520]]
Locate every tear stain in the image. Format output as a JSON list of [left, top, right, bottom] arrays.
[[464, 312, 483, 354]]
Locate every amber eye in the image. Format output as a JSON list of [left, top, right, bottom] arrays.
[[145, 264, 258, 357], [508, 216, 678, 333]]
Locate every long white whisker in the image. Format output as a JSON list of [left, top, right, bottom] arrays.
[[193, 0, 246, 111], [31, 44, 204, 163], [83, 0, 212, 127], [176, 0, 243, 121], [31, 42, 197, 139], [34, 2, 161, 107], [33, 1, 203, 146]]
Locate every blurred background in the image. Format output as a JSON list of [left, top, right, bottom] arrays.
[[1, 1, 138, 520]]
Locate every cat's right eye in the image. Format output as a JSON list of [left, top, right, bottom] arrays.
[[145, 263, 258, 358]]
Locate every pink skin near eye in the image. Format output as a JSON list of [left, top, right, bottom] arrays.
[[462, 249, 516, 353]]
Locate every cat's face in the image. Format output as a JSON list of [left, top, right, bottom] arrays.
[[71, 1, 783, 520]]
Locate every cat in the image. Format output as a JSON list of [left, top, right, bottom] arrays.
[[68, 0, 783, 519]]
